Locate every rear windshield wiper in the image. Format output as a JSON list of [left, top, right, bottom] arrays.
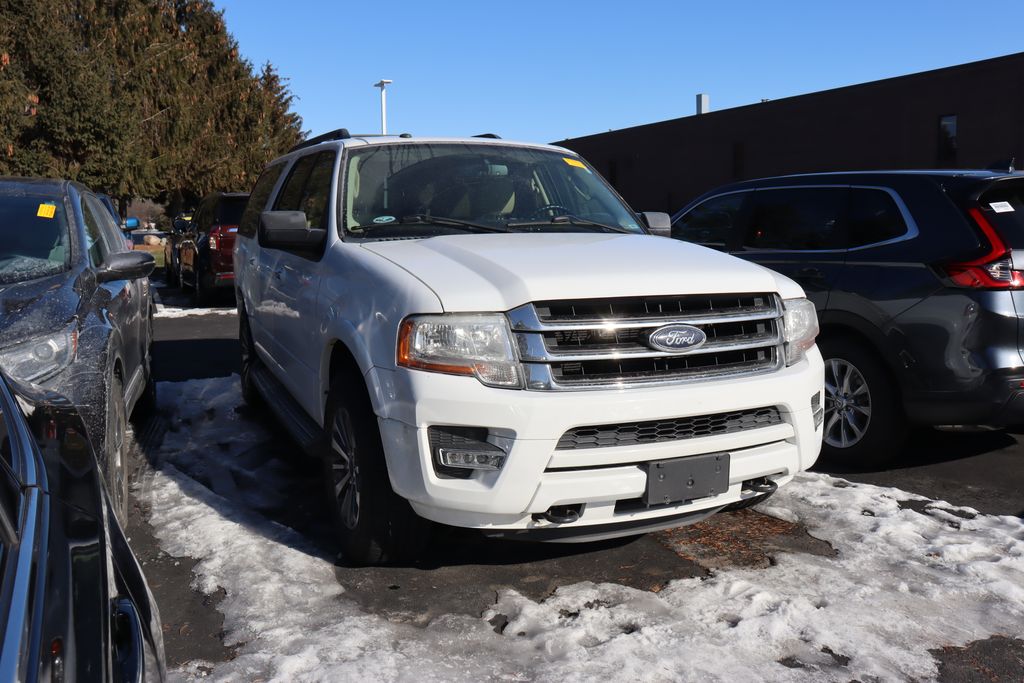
[[505, 215, 636, 234], [349, 214, 508, 234]]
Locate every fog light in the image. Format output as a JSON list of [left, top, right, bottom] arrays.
[[438, 448, 506, 470], [811, 391, 824, 429]]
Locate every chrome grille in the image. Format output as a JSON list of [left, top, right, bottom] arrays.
[[556, 407, 783, 450], [508, 293, 784, 390]]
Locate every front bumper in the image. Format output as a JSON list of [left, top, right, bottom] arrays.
[[373, 346, 824, 537]]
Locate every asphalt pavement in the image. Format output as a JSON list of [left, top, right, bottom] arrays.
[[131, 279, 1024, 679]]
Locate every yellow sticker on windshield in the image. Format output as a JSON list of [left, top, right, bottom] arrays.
[[37, 203, 56, 219], [563, 157, 587, 169]]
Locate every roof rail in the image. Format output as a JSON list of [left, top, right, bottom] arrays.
[[288, 128, 351, 153], [474, 133, 501, 139]]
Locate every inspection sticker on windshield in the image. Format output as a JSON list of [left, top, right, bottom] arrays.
[[563, 157, 588, 170], [990, 201, 1015, 213], [372, 215, 395, 224], [36, 203, 56, 219]]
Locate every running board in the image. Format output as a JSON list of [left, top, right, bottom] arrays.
[[250, 364, 322, 455]]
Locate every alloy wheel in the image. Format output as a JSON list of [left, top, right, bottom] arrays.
[[329, 408, 361, 530], [823, 358, 872, 449]]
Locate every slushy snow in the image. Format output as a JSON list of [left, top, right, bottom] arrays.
[[140, 377, 1024, 682]]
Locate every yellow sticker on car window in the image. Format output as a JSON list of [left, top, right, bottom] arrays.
[[37, 203, 56, 219], [563, 157, 587, 169]]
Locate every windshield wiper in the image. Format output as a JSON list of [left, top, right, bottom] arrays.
[[349, 214, 509, 234], [505, 215, 636, 234]]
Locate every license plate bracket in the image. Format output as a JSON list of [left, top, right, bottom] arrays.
[[643, 452, 730, 506]]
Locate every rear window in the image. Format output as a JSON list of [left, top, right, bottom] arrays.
[[847, 188, 909, 248], [216, 196, 248, 226], [742, 187, 847, 251], [0, 193, 70, 284], [977, 180, 1024, 247]]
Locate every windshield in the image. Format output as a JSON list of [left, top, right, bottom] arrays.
[[342, 143, 643, 236], [217, 196, 248, 225], [0, 193, 70, 285]]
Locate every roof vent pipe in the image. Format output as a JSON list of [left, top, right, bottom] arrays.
[[696, 93, 710, 115]]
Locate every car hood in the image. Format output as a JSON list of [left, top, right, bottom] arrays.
[[0, 270, 81, 345], [360, 233, 805, 311]]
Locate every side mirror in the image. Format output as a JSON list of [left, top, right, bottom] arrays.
[[640, 211, 672, 238], [96, 251, 155, 283], [260, 211, 325, 250], [123, 217, 140, 230]]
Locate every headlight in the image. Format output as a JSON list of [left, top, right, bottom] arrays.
[[782, 298, 819, 365], [0, 322, 79, 383], [397, 314, 522, 388]]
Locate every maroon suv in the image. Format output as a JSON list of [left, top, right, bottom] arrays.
[[179, 191, 248, 304]]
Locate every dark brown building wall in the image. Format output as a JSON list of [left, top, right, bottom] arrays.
[[556, 52, 1024, 213]]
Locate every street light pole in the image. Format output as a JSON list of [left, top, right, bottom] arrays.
[[373, 79, 392, 135]]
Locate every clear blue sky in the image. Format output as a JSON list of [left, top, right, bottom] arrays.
[[215, 0, 1024, 144]]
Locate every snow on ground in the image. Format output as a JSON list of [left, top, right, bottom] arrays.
[[153, 304, 237, 318], [140, 377, 1024, 682]]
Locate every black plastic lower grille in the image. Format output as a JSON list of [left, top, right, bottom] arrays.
[[555, 407, 783, 450]]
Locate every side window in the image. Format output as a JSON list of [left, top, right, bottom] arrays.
[[274, 155, 318, 212], [85, 195, 126, 255], [81, 196, 111, 266], [743, 188, 848, 251], [847, 189, 909, 248], [298, 152, 336, 229], [239, 163, 286, 238], [672, 192, 748, 249]]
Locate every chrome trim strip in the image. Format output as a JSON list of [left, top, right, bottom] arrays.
[[516, 330, 782, 362], [522, 355, 784, 391], [507, 302, 782, 332]]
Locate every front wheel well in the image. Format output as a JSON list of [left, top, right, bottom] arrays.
[[324, 342, 369, 421]]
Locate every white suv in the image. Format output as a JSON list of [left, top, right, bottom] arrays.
[[234, 130, 824, 565]]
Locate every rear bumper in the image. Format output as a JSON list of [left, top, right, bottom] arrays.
[[905, 368, 1024, 426]]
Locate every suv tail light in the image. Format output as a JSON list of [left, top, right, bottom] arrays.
[[208, 225, 238, 252], [943, 208, 1024, 289]]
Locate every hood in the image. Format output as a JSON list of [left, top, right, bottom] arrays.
[[0, 270, 81, 345], [360, 233, 805, 311]]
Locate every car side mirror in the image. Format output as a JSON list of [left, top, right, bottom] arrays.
[[96, 251, 156, 283], [123, 217, 140, 231], [640, 211, 672, 238], [260, 211, 326, 250]]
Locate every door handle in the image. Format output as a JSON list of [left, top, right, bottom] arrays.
[[797, 267, 825, 280]]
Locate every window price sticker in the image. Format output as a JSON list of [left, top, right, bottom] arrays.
[[37, 203, 56, 219], [990, 201, 1015, 213]]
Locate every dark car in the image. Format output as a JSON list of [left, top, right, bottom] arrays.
[[0, 177, 155, 524], [671, 170, 1024, 466], [0, 372, 166, 681], [162, 211, 191, 287], [178, 192, 247, 304]]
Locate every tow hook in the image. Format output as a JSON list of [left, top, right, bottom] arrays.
[[743, 477, 778, 495], [532, 504, 583, 524]]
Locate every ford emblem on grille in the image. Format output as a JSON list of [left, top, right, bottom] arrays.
[[647, 324, 707, 353]]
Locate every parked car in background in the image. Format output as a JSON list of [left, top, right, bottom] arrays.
[[236, 131, 823, 565], [671, 170, 1024, 466], [0, 177, 156, 524], [179, 192, 247, 304], [163, 211, 192, 286], [0, 372, 166, 682]]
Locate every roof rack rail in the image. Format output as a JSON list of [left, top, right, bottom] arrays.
[[474, 133, 501, 139], [288, 128, 350, 153]]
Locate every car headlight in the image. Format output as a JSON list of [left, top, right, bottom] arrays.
[[397, 314, 522, 388], [0, 322, 79, 383], [782, 298, 819, 365]]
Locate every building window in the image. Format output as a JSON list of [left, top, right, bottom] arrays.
[[938, 115, 958, 165]]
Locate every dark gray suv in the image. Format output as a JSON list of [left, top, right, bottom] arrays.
[[672, 170, 1024, 466]]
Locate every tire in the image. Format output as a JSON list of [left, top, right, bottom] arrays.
[[238, 310, 263, 407], [193, 268, 211, 306], [322, 372, 430, 565], [818, 336, 907, 468], [164, 252, 178, 286], [105, 374, 130, 527]]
